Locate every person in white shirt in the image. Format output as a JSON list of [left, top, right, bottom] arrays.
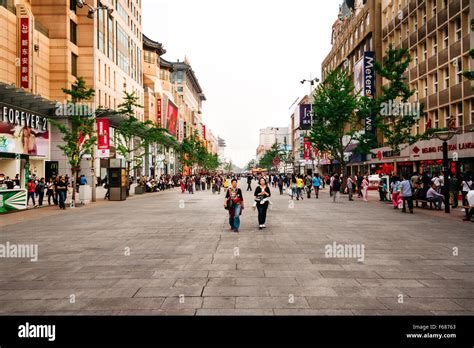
[[461, 176, 473, 206], [462, 189, 474, 222], [426, 183, 444, 210]]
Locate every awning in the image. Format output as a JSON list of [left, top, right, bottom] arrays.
[[0, 82, 57, 117]]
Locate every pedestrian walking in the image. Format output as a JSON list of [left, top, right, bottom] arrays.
[[278, 175, 284, 195], [46, 177, 55, 205], [27, 179, 36, 207], [36, 178, 45, 206], [378, 174, 386, 201], [449, 176, 460, 209], [391, 176, 402, 209], [346, 175, 354, 201], [462, 187, 474, 222], [56, 175, 68, 210], [361, 175, 369, 202], [332, 175, 341, 203], [305, 174, 312, 199], [296, 175, 304, 200], [312, 174, 321, 199], [461, 175, 473, 206], [254, 177, 271, 229], [224, 179, 244, 233], [400, 175, 414, 214]]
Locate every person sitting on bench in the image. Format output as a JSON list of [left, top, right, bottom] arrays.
[[426, 183, 444, 210], [463, 188, 474, 222]]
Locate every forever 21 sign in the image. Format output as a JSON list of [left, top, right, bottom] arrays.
[[1, 104, 48, 132]]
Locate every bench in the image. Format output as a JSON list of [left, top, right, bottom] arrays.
[[415, 199, 435, 209]]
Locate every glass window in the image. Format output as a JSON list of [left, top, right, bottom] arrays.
[[70, 20, 77, 45], [444, 67, 449, 89], [71, 53, 78, 77], [455, 17, 462, 41], [457, 103, 463, 127]]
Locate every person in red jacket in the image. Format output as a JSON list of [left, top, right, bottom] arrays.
[[27, 179, 36, 207]]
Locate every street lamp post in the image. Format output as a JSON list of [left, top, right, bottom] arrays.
[[433, 130, 456, 214], [78, 0, 113, 202]]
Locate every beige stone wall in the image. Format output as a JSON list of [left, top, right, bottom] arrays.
[[0, 7, 17, 85]]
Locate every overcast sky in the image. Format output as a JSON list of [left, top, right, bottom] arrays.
[[142, 0, 340, 168]]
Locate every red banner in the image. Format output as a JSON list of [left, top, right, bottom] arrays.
[[166, 102, 178, 136], [202, 125, 206, 140], [97, 118, 109, 150], [20, 18, 30, 89], [157, 98, 162, 127], [303, 137, 311, 160]]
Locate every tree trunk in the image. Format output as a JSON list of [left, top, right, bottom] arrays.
[[71, 168, 77, 204]]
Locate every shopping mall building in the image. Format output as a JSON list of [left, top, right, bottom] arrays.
[[321, 0, 473, 177]]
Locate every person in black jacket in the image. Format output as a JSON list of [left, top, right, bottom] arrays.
[[246, 174, 253, 191], [254, 177, 271, 230]]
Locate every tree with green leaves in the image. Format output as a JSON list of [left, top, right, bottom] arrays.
[[258, 142, 282, 171], [309, 68, 365, 173], [115, 91, 170, 182], [246, 159, 257, 172], [177, 130, 201, 173], [373, 44, 423, 153], [50, 77, 96, 206]]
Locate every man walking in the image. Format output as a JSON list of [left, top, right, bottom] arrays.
[[347, 175, 354, 201], [305, 174, 312, 199], [449, 175, 460, 209], [400, 175, 414, 214], [246, 174, 253, 192]]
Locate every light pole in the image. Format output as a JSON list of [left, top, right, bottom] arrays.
[[433, 130, 456, 214], [300, 76, 320, 176]]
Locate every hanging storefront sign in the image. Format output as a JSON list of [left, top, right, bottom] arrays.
[[299, 104, 312, 130], [0, 104, 49, 157], [166, 101, 178, 136], [303, 137, 311, 160], [96, 118, 110, 158], [19, 17, 30, 89], [157, 98, 162, 127], [355, 51, 376, 136]]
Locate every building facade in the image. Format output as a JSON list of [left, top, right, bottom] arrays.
[[320, 0, 474, 177]]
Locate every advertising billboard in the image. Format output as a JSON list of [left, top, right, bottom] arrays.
[[166, 101, 178, 136], [354, 51, 376, 136], [299, 104, 312, 130], [0, 104, 49, 157]]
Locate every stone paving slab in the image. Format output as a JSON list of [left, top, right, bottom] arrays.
[[0, 181, 472, 315]]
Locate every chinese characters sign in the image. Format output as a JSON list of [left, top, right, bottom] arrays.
[[19, 18, 30, 89]]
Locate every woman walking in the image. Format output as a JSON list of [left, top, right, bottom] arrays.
[[361, 175, 369, 202], [224, 179, 244, 233], [391, 176, 402, 209], [254, 178, 271, 229]]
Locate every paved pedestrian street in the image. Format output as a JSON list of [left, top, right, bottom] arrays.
[[0, 180, 473, 316]]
